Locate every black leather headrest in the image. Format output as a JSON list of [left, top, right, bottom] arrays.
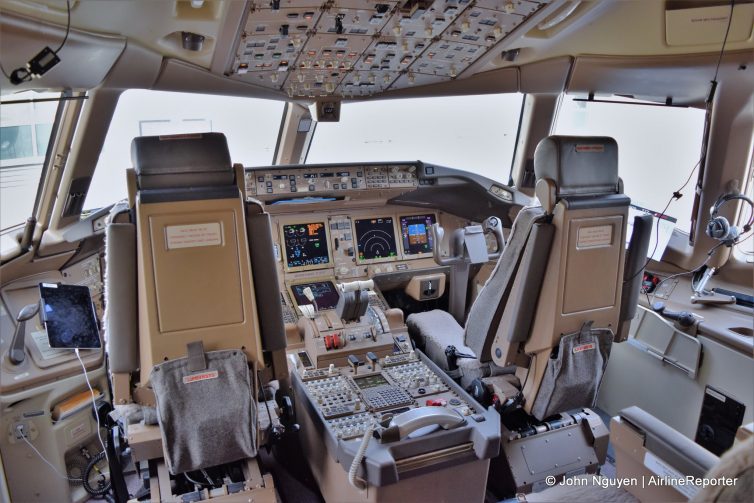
[[534, 136, 619, 196], [131, 133, 234, 190]]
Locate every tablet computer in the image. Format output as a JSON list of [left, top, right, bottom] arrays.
[[39, 283, 101, 349]]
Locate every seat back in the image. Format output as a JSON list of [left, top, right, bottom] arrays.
[[490, 136, 630, 419], [130, 133, 263, 382]]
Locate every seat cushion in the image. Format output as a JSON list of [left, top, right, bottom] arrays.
[[406, 310, 472, 372]]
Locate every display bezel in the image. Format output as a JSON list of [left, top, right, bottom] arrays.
[[279, 220, 333, 273], [39, 283, 102, 350], [352, 216, 400, 265], [398, 212, 438, 259]]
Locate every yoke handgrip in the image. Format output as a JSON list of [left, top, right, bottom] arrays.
[[378, 406, 465, 443], [482, 216, 505, 260]]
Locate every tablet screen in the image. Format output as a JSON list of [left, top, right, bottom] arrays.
[[39, 283, 101, 349]]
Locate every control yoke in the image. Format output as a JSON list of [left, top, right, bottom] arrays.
[[377, 406, 465, 443], [8, 302, 41, 365], [432, 216, 505, 322]]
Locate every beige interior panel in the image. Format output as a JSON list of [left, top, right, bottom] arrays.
[[149, 211, 244, 332], [137, 198, 263, 378], [563, 215, 623, 314]]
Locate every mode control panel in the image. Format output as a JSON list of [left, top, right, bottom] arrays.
[[245, 163, 419, 198]]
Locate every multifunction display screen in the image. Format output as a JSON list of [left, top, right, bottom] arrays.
[[290, 281, 340, 310], [353, 374, 389, 390], [354, 217, 398, 261], [283, 222, 329, 269], [400, 214, 436, 255]]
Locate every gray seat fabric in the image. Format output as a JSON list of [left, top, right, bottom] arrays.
[[151, 349, 257, 474], [533, 135, 620, 197], [464, 206, 547, 359], [530, 321, 614, 420]]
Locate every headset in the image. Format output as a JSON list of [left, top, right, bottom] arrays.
[[706, 193, 754, 245]]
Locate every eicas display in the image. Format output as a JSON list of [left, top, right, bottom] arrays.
[[283, 222, 330, 269]]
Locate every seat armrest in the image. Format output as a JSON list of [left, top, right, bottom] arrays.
[[620, 406, 719, 478]]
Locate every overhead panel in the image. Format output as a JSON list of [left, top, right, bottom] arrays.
[[230, 0, 550, 99]]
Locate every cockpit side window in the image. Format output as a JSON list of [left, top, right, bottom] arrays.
[[734, 160, 754, 261], [553, 95, 706, 234], [305, 93, 525, 184], [0, 90, 61, 233], [84, 90, 285, 212]]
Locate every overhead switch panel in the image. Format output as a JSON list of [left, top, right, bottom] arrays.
[[232, 0, 550, 98]]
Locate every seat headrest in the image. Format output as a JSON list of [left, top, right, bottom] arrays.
[[534, 136, 619, 197], [131, 133, 234, 190]]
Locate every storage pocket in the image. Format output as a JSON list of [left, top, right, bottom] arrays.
[[151, 349, 257, 474], [530, 321, 613, 420]]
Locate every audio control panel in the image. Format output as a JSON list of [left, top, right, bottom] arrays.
[[297, 352, 476, 441]]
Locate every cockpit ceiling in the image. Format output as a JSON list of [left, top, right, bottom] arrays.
[[230, 0, 550, 99]]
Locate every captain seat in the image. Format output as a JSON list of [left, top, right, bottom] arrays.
[[408, 136, 651, 420], [105, 133, 286, 483]]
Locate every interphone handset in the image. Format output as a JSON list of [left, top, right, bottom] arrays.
[[377, 406, 466, 443]]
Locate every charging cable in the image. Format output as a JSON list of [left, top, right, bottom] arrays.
[[17, 424, 81, 482], [75, 348, 110, 467]]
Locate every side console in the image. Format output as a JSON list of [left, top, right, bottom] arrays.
[[292, 350, 500, 502]]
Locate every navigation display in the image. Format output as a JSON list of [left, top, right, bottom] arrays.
[[290, 281, 340, 310], [400, 214, 436, 256], [282, 222, 330, 270], [354, 217, 398, 262]]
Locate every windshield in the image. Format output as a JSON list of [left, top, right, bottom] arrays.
[[553, 96, 706, 233], [0, 90, 60, 231], [306, 93, 524, 183], [85, 90, 286, 211]]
